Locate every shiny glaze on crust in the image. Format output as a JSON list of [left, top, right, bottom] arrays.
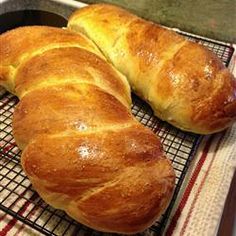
[[0, 26, 102, 66], [68, 3, 236, 134], [13, 84, 133, 149], [15, 47, 131, 105], [22, 127, 174, 233], [127, 19, 186, 70], [0, 26, 175, 233], [0, 26, 104, 93]]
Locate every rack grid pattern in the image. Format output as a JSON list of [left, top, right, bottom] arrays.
[[0, 32, 234, 235]]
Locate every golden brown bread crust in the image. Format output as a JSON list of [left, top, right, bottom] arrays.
[[13, 83, 133, 150], [0, 26, 103, 66], [22, 128, 174, 233], [0, 26, 104, 93], [0, 26, 175, 233], [68, 3, 236, 134], [15, 47, 130, 104]]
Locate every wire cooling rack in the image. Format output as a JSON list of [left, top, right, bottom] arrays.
[[0, 32, 234, 236]]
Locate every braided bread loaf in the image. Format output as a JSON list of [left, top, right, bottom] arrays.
[[68, 4, 236, 134], [0, 26, 175, 234]]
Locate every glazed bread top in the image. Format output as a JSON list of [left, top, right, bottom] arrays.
[[68, 3, 236, 134], [0, 26, 104, 93], [0, 26, 175, 234]]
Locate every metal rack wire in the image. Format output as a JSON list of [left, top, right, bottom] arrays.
[[0, 32, 234, 235]]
